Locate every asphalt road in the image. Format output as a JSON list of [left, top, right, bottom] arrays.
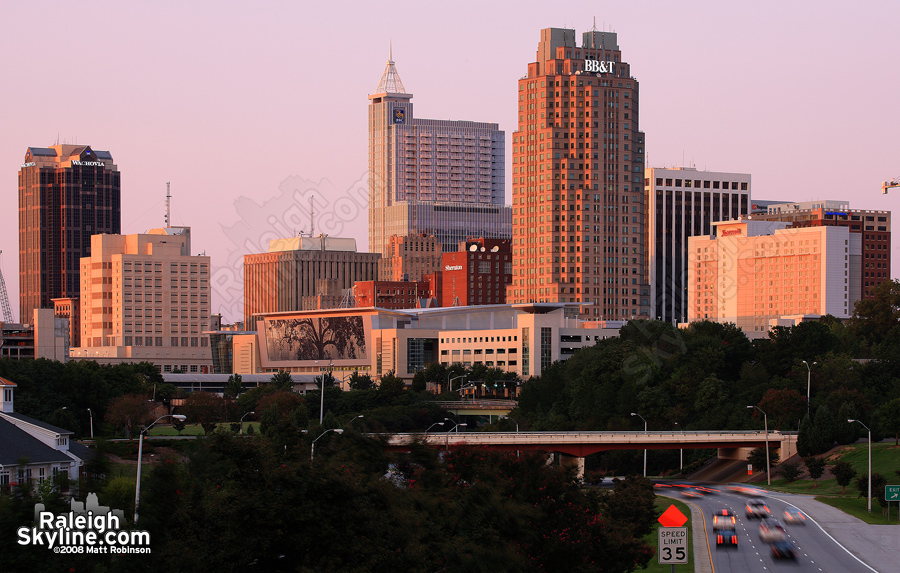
[[657, 483, 882, 573]]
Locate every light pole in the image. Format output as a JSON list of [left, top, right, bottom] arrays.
[[802, 360, 816, 418], [311, 428, 343, 462], [849, 419, 872, 512], [135, 414, 186, 524], [239, 411, 255, 434], [675, 422, 683, 472], [631, 412, 647, 478], [446, 422, 467, 450], [449, 375, 466, 394], [347, 414, 364, 428], [499, 415, 519, 433], [500, 415, 520, 457], [87, 408, 93, 439], [425, 421, 445, 435], [747, 405, 770, 486]]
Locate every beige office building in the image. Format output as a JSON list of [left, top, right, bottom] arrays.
[[688, 219, 858, 336], [243, 236, 380, 327], [377, 233, 443, 282], [69, 227, 213, 372]]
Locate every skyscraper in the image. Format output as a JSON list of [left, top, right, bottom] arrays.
[[645, 167, 750, 323], [507, 28, 650, 320], [18, 145, 120, 320], [368, 51, 511, 257]]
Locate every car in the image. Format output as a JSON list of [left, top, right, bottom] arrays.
[[771, 540, 797, 559], [783, 507, 806, 525], [745, 498, 769, 519], [759, 519, 786, 543], [716, 528, 738, 547], [712, 509, 736, 530], [681, 489, 704, 498]]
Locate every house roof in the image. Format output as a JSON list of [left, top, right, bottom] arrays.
[[0, 418, 74, 466], [0, 412, 73, 435], [0, 376, 16, 387]]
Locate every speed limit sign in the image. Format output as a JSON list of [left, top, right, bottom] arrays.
[[658, 527, 688, 564]]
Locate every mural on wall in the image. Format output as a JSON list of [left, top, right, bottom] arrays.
[[265, 315, 366, 361]]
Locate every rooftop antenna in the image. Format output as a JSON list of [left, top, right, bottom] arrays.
[[165, 182, 172, 227], [309, 196, 315, 237], [592, 16, 597, 31]]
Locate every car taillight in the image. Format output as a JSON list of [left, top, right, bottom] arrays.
[[717, 535, 722, 543], [731, 536, 737, 544]]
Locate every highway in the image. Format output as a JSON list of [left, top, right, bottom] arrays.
[[656, 483, 879, 573]]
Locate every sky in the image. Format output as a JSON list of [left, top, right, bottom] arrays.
[[2, 0, 899, 323]]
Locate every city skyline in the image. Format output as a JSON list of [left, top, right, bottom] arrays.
[[2, 1, 898, 323]]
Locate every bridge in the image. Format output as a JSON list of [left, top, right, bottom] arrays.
[[429, 400, 516, 418], [381, 430, 798, 479]]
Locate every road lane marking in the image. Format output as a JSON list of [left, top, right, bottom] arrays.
[[768, 495, 879, 573]]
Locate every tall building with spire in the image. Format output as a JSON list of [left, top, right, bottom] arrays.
[[507, 28, 650, 321], [368, 50, 511, 257], [18, 145, 121, 320]]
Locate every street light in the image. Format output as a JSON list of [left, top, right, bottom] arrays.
[[631, 412, 647, 478], [446, 422, 467, 450], [135, 414, 186, 524], [311, 428, 344, 462], [347, 414, 364, 428], [499, 415, 519, 433], [449, 375, 466, 394], [747, 405, 770, 486], [239, 411, 255, 434], [849, 419, 872, 513], [425, 421, 445, 435], [802, 360, 817, 418], [674, 422, 683, 472], [500, 415, 520, 457], [87, 408, 93, 439]]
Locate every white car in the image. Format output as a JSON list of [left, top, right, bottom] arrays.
[[783, 508, 806, 525], [759, 519, 787, 543]]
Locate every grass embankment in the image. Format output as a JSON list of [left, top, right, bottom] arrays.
[[763, 441, 900, 525], [641, 497, 695, 572], [148, 423, 212, 436]]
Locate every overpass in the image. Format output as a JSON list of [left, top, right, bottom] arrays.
[[381, 430, 798, 479], [430, 400, 516, 418]]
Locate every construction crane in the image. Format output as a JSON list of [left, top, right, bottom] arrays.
[[0, 250, 13, 323], [882, 177, 900, 194]]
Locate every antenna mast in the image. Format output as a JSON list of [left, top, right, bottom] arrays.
[[0, 250, 13, 322], [165, 182, 172, 227], [309, 196, 315, 237]]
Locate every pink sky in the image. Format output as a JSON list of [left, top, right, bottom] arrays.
[[2, 1, 898, 323]]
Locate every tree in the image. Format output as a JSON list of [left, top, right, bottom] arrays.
[[758, 388, 806, 431], [811, 405, 836, 455], [877, 397, 900, 445], [835, 403, 861, 445], [182, 391, 225, 434], [778, 461, 801, 482], [271, 370, 293, 392], [105, 393, 153, 439], [797, 414, 814, 458], [348, 371, 375, 391], [224, 374, 243, 399], [831, 460, 857, 494], [378, 371, 406, 397], [314, 372, 336, 390], [748, 447, 779, 474], [804, 456, 826, 486], [857, 473, 888, 508], [849, 279, 900, 346]]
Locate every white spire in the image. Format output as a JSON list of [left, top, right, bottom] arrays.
[[375, 45, 408, 95]]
